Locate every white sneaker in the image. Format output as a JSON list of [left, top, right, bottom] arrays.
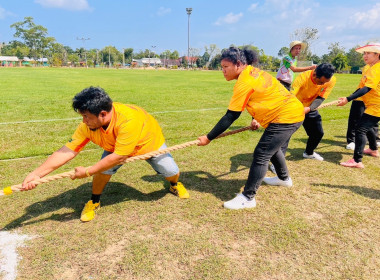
[[263, 176, 293, 187], [346, 142, 355, 150], [377, 141, 380, 148], [223, 193, 256, 210], [303, 152, 324, 161], [268, 163, 277, 174]]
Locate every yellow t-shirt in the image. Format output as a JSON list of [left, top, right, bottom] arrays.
[[360, 63, 380, 117], [228, 65, 304, 128], [291, 70, 336, 107], [65, 103, 165, 156]]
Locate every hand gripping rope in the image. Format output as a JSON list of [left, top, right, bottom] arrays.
[[0, 126, 251, 196], [312, 100, 340, 111]]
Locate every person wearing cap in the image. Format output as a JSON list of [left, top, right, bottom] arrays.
[[338, 43, 380, 168], [276, 41, 317, 90]]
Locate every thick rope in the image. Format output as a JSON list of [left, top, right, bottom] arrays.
[[1, 126, 251, 195], [313, 100, 340, 111]]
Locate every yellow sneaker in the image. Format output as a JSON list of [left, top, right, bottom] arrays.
[[80, 200, 100, 222], [169, 182, 189, 199]]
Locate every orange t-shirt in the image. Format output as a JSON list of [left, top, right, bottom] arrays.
[[65, 103, 165, 156], [291, 70, 336, 107], [228, 65, 304, 128]]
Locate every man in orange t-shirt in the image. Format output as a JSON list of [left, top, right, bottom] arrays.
[[291, 63, 336, 161], [22, 87, 189, 222]]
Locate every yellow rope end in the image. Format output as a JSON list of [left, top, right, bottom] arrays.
[[3, 186, 13, 195]]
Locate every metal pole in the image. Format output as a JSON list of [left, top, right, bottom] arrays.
[[76, 37, 90, 68], [186, 8, 192, 69]]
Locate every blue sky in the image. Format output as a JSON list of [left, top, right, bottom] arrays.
[[0, 0, 379, 57]]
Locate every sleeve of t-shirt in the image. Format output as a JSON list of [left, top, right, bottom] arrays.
[[65, 123, 90, 153], [283, 56, 294, 69], [364, 66, 380, 89], [113, 118, 144, 156], [228, 80, 254, 112]]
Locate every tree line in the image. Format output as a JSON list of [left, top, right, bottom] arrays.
[[0, 17, 366, 72]]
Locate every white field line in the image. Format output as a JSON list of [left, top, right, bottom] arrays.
[[0, 107, 225, 125], [0, 148, 101, 163], [0, 231, 34, 280]]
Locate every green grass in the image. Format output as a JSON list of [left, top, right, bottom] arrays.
[[0, 68, 379, 280]]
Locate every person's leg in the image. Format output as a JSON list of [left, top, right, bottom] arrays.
[[146, 143, 189, 198], [81, 150, 122, 222], [241, 122, 302, 199], [354, 114, 380, 162], [342, 114, 380, 168], [303, 110, 324, 157], [346, 101, 365, 146], [374, 124, 380, 142]]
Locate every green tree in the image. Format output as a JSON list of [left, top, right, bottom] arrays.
[[170, 50, 179, 60], [100, 46, 122, 67], [10, 16, 55, 60], [47, 42, 65, 66], [325, 42, 345, 63], [309, 54, 321, 65], [1, 40, 29, 58], [278, 47, 289, 57], [67, 53, 79, 67], [204, 44, 220, 63], [346, 46, 365, 68], [332, 53, 348, 72], [123, 48, 133, 64], [290, 27, 319, 60], [209, 54, 221, 70], [86, 49, 100, 67]]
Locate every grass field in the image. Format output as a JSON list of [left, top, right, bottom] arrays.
[[0, 67, 379, 280]]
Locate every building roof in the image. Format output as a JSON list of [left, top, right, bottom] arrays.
[[0, 56, 19, 61]]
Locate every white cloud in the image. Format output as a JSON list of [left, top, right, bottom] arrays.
[[35, 0, 91, 11], [326, 25, 334, 31], [214, 12, 243, 26], [157, 7, 171, 16], [0, 6, 15, 19], [351, 3, 380, 29], [248, 3, 259, 12]]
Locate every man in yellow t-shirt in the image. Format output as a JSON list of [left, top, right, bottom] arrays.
[[22, 87, 189, 222], [291, 63, 336, 161]]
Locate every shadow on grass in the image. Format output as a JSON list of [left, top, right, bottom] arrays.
[[2, 181, 167, 230], [286, 137, 352, 164], [142, 152, 254, 201], [313, 183, 380, 200]]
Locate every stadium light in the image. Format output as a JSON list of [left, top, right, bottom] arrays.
[[76, 37, 90, 68], [186, 8, 192, 69]]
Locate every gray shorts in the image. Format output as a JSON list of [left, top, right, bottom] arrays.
[[101, 143, 179, 177]]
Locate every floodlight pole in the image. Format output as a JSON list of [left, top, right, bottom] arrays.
[[76, 37, 90, 68], [186, 8, 192, 69]]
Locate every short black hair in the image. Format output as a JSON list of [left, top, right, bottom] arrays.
[[72, 87, 113, 116], [315, 63, 335, 79], [221, 46, 258, 66]]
